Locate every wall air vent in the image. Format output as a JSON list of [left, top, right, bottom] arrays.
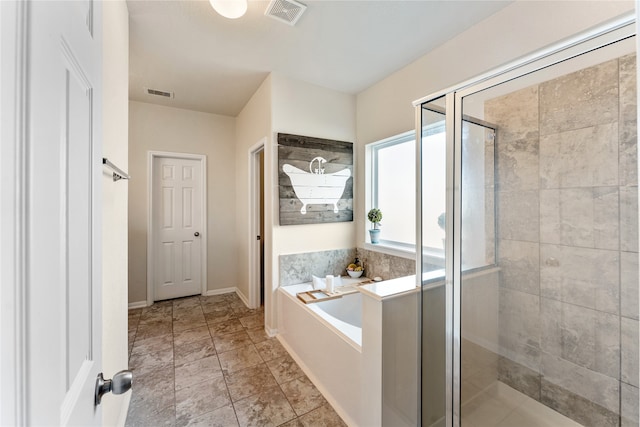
[[265, 0, 306, 26], [145, 88, 174, 99]]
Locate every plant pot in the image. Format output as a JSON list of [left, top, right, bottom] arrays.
[[369, 229, 381, 244]]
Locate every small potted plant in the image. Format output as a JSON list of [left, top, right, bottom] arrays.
[[367, 208, 382, 244]]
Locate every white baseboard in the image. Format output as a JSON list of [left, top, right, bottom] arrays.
[[203, 287, 237, 297], [266, 326, 278, 338], [128, 301, 147, 310], [235, 288, 250, 307], [277, 335, 356, 427]]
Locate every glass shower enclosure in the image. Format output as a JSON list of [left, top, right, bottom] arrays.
[[417, 16, 638, 427]]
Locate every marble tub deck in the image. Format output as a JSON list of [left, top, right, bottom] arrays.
[[126, 293, 347, 427]]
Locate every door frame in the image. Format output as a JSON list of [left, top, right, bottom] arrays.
[[146, 151, 208, 306], [248, 138, 266, 309], [1, 1, 28, 424]]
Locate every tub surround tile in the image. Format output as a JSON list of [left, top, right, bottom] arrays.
[[174, 355, 223, 391], [175, 376, 230, 426], [498, 240, 539, 295], [356, 247, 416, 281], [279, 249, 356, 286], [181, 404, 239, 427], [539, 59, 619, 136]]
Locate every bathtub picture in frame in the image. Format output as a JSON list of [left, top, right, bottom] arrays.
[[278, 133, 353, 225]]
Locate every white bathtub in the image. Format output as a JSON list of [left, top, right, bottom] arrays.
[[277, 280, 373, 426], [280, 282, 363, 348]]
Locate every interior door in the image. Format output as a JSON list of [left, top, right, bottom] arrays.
[[27, 1, 103, 425], [153, 156, 203, 301]]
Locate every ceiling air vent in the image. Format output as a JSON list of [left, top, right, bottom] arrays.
[[265, 0, 306, 26], [145, 87, 174, 99]]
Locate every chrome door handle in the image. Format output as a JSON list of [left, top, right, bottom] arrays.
[[95, 370, 133, 405], [194, 232, 200, 237]]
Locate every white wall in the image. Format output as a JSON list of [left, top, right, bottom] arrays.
[[235, 76, 272, 307], [269, 74, 357, 329], [355, 0, 634, 245], [102, 1, 130, 425], [128, 101, 237, 304]]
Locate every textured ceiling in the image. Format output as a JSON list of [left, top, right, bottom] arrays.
[[128, 0, 513, 116]]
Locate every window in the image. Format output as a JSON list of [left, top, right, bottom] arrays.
[[368, 131, 417, 249]]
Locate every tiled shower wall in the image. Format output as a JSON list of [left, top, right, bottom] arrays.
[[485, 54, 639, 426]]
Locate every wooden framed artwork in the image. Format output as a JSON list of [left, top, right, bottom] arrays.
[[278, 133, 354, 225]]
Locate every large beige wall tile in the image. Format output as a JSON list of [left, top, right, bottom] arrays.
[[498, 239, 539, 295], [497, 190, 539, 242], [621, 251, 639, 320], [485, 86, 539, 143]]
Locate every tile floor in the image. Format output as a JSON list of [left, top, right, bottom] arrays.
[[126, 293, 347, 427]]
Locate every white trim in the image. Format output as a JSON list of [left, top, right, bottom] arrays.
[[248, 138, 266, 309], [276, 335, 357, 427], [127, 301, 147, 310], [363, 242, 415, 260], [202, 287, 237, 297], [146, 151, 208, 305], [235, 287, 250, 308], [115, 391, 131, 427], [0, 1, 28, 424]]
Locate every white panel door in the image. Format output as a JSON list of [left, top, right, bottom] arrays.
[[153, 157, 203, 301], [26, 1, 104, 425]]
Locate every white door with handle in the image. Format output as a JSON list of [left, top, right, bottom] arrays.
[[152, 155, 204, 301], [10, 1, 128, 425]]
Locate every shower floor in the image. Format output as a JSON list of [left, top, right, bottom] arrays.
[[461, 381, 582, 427]]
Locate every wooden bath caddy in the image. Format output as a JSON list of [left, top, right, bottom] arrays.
[[296, 290, 343, 304]]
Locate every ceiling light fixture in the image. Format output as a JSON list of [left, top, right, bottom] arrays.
[[209, 0, 247, 19]]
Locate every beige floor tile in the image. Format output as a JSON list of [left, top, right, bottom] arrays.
[[181, 404, 239, 427], [233, 385, 297, 427], [290, 403, 347, 427], [173, 325, 211, 347], [265, 355, 304, 384], [175, 355, 223, 390], [204, 307, 238, 324], [246, 327, 269, 344], [225, 364, 279, 402], [126, 404, 175, 427], [214, 330, 253, 354], [175, 376, 231, 425], [239, 314, 264, 330], [218, 345, 263, 374], [129, 347, 174, 375], [209, 319, 246, 336], [175, 338, 216, 366], [280, 376, 326, 416], [254, 339, 288, 362], [131, 334, 173, 357]]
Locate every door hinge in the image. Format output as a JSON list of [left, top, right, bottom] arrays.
[[257, 235, 261, 241]]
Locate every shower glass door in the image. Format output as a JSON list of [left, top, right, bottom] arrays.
[[458, 29, 638, 427]]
